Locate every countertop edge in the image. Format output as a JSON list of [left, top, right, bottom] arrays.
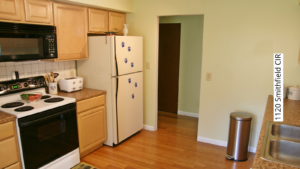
[[0, 112, 16, 125], [57, 88, 106, 102], [252, 95, 300, 169]]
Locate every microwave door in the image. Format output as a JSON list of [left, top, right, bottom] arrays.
[[0, 34, 43, 61], [0, 22, 57, 62], [0, 34, 57, 62]]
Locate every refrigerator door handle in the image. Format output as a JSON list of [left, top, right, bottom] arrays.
[[115, 77, 119, 143], [111, 76, 119, 144]]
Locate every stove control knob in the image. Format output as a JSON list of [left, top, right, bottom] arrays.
[[23, 83, 28, 87]]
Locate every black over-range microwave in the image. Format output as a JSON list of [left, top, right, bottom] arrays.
[[0, 22, 57, 62]]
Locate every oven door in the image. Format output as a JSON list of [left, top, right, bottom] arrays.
[[18, 103, 78, 169]]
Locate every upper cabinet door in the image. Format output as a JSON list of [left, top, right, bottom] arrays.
[[88, 8, 108, 34], [108, 12, 126, 35], [53, 3, 88, 61], [24, 0, 53, 24], [0, 0, 24, 21]]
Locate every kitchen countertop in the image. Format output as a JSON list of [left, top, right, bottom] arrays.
[[252, 95, 300, 169], [57, 88, 106, 102], [0, 111, 16, 124]]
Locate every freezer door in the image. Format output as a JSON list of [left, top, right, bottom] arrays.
[[116, 72, 143, 143], [114, 36, 143, 76]]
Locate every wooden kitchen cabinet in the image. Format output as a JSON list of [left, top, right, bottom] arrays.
[[88, 8, 108, 34], [108, 11, 126, 35], [24, 0, 53, 24], [0, 0, 25, 22], [0, 121, 21, 169], [53, 2, 88, 61], [0, 0, 53, 25], [77, 95, 107, 158]]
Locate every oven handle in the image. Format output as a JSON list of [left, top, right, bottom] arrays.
[[19, 107, 76, 127]]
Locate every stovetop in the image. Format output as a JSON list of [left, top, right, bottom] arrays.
[[0, 76, 76, 118], [0, 93, 75, 118]]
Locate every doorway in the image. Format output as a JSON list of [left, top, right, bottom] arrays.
[[158, 23, 181, 113], [156, 15, 204, 132]]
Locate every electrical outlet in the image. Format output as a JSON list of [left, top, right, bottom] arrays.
[[206, 72, 212, 81], [146, 62, 150, 69], [70, 70, 75, 77]]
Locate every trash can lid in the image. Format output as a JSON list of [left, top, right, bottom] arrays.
[[230, 112, 252, 121]]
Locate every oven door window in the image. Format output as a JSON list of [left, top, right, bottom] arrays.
[[37, 119, 66, 141], [18, 106, 78, 169]]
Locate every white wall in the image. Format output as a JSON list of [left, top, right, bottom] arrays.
[[127, 0, 300, 148], [159, 16, 204, 115]]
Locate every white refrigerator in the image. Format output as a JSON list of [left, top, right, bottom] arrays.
[[77, 36, 143, 146]]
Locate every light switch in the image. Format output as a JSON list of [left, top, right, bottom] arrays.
[[206, 72, 212, 81], [146, 62, 150, 69]]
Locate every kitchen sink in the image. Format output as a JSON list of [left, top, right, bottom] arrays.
[[272, 123, 300, 142], [269, 140, 300, 165], [261, 121, 300, 167]]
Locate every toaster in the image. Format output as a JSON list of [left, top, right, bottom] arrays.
[[59, 77, 83, 92]]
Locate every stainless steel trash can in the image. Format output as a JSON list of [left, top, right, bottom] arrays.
[[225, 112, 252, 161]]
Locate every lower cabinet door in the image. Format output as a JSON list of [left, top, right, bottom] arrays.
[[0, 137, 19, 169], [77, 106, 107, 157], [4, 162, 21, 169]]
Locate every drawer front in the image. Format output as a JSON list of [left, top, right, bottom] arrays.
[[0, 121, 15, 141], [0, 137, 19, 169], [77, 95, 105, 113], [4, 162, 21, 169]]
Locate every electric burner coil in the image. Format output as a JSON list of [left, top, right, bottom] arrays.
[[1, 102, 24, 108]]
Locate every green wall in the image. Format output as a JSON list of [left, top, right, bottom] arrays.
[[126, 0, 300, 148], [159, 16, 204, 114]]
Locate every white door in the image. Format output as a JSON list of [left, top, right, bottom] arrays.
[[116, 72, 143, 143], [114, 36, 143, 76]]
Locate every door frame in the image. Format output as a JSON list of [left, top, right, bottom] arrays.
[[154, 14, 204, 131]]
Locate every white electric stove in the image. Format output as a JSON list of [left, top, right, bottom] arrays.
[[0, 76, 80, 169]]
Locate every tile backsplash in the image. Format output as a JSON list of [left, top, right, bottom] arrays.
[[0, 60, 76, 82]]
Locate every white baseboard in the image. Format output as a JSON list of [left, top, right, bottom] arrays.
[[143, 125, 155, 131], [178, 111, 199, 118], [248, 146, 256, 153], [197, 136, 256, 153], [197, 136, 227, 147]]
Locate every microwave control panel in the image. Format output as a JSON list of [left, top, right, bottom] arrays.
[[45, 35, 57, 58]]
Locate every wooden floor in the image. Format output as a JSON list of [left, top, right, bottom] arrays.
[[82, 111, 255, 169]]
